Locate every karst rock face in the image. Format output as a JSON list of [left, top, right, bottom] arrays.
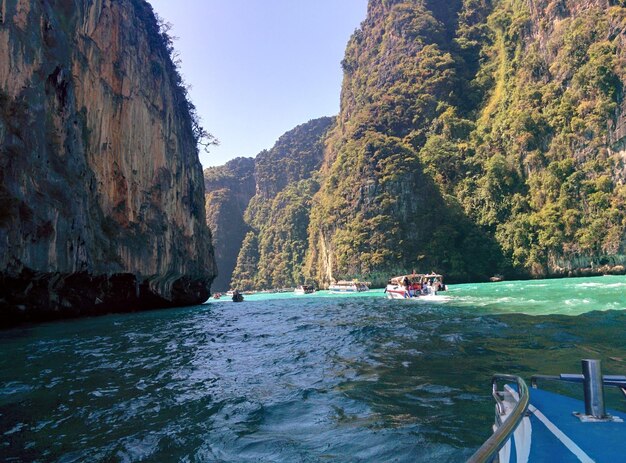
[[204, 118, 334, 292], [204, 157, 256, 292], [305, 0, 626, 285], [206, 0, 626, 289], [0, 0, 216, 325]]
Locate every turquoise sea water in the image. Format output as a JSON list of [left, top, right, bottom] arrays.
[[1, 275, 626, 462]]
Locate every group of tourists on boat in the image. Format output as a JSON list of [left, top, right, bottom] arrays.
[[384, 273, 446, 299]]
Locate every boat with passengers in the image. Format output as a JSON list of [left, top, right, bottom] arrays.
[[468, 359, 626, 462], [385, 273, 446, 299], [294, 285, 315, 295], [328, 280, 370, 293]]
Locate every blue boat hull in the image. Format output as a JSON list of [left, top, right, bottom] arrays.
[[501, 387, 626, 462]]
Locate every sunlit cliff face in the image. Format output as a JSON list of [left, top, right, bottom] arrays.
[[306, 0, 626, 284], [0, 0, 216, 325]]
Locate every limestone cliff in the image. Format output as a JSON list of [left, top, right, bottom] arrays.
[[457, 0, 626, 277], [306, 0, 504, 287], [0, 0, 216, 325], [305, 0, 626, 285], [209, 0, 625, 289], [207, 117, 333, 291], [204, 157, 255, 292]]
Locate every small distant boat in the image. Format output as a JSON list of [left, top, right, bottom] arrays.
[[227, 290, 244, 302], [328, 280, 370, 293], [384, 273, 445, 299], [468, 359, 626, 463], [294, 285, 315, 295]]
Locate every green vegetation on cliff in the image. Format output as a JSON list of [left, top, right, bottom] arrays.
[[305, 0, 626, 286], [306, 0, 509, 286], [208, 118, 334, 291], [209, 0, 626, 290], [204, 157, 255, 291], [455, 1, 626, 276], [234, 179, 320, 290]]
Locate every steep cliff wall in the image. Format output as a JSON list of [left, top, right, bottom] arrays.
[[229, 117, 334, 291], [204, 157, 255, 292], [456, 0, 626, 276], [305, 0, 504, 287], [303, 0, 626, 285], [203, 0, 626, 290], [0, 0, 216, 325], [205, 118, 334, 292]]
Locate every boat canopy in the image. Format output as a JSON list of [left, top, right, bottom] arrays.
[[389, 273, 443, 285], [332, 280, 371, 286]]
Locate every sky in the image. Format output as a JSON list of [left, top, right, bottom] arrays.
[[148, 0, 368, 168]]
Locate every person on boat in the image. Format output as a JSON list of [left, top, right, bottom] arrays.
[[422, 278, 431, 295], [409, 285, 417, 297], [402, 276, 411, 297]]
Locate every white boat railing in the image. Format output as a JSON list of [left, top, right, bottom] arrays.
[[467, 374, 529, 463]]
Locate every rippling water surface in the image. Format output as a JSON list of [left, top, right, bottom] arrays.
[[2, 276, 626, 462]]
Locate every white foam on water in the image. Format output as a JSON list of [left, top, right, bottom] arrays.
[[564, 298, 592, 306], [416, 295, 452, 303], [603, 282, 626, 288]]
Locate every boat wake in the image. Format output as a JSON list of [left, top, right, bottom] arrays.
[[410, 295, 452, 303]]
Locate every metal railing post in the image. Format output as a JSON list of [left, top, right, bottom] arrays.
[[582, 359, 606, 419]]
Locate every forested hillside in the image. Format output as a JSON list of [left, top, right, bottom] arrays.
[[307, 0, 505, 286], [306, 0, 625, 286], [207, 0, 626, 290], [205, 118, 334, 291], [454, 0, 626, 277]]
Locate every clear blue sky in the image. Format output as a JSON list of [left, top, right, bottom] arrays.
[[148, 0, 368, 167]]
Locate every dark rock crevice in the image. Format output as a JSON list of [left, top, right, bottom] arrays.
[[0, 270, 210, 328]]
